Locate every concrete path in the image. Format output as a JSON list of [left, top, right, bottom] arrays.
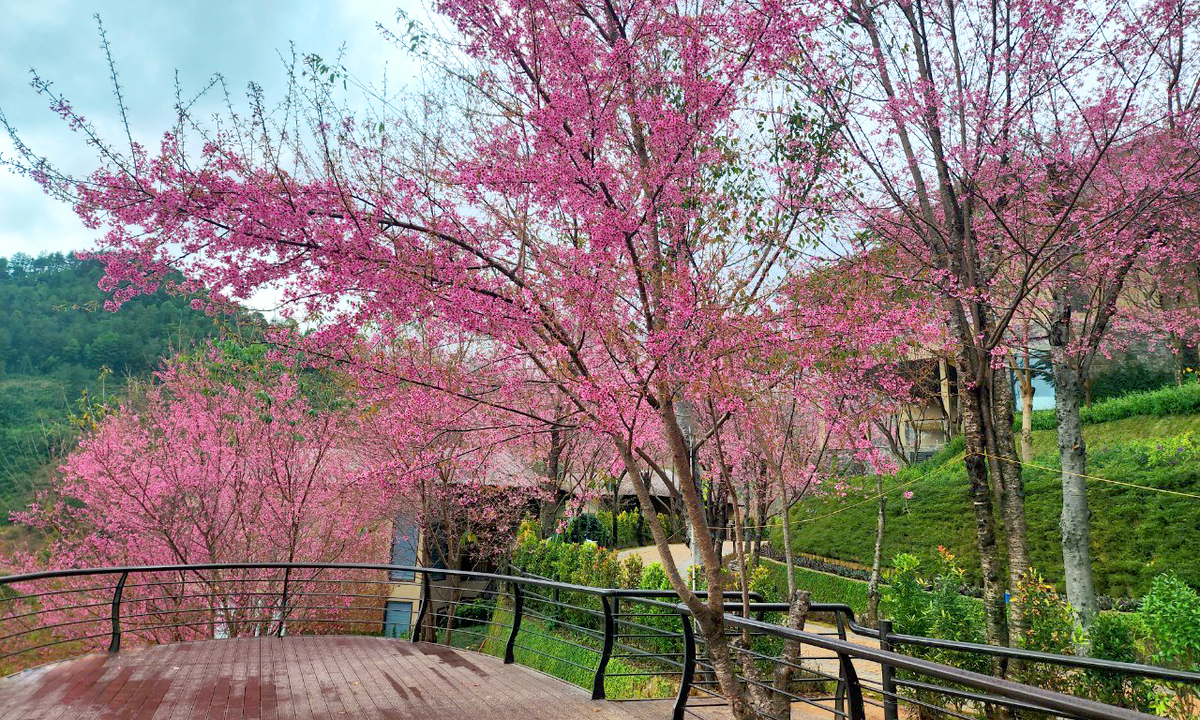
[[616, 543, 885, 698], [617, 541, 735, 577]]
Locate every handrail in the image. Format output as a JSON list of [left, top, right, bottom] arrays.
[[645, 598, 1161, 720], [0, 563, 1176, 720], [751, 600, 1200, 685], [559, 593, 1167, 720]]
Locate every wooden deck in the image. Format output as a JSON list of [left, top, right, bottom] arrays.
[[0, 636, 660, 720]]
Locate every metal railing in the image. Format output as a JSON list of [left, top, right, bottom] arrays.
[[0, 563, 1190, 720]]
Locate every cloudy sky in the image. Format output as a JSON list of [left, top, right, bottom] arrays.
[[0, 0, 422, 264]]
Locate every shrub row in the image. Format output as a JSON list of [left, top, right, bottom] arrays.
[[758, 541, 1143, 611], [1022, 382, 1200, 430], [553, 510, 682, 549], [886, 552, 1200, 716]]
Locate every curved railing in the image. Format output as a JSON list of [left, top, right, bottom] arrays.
[[755, 601, 1200, 716], [0, 563, 1184, 720]]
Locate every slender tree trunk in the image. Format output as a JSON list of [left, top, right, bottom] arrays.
[[779, 471, 797, 597], [540, 424, 565, 537], [958, 352, 1011, 671], [992, 363, 1030, 647], [866, 474, 886, 628], [737, 590, 811, 720], [1173, 333, 1186, 387], [615, 399, 750, 719], [1011, 354, 1035, 463], [1020, 378, 1034, 465], [939, 357, 955, 437], [1050, 307, 1099, 635]]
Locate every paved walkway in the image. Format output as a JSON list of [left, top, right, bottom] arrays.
[[0, 637, 656, 720], [617, 543, 885, 698]]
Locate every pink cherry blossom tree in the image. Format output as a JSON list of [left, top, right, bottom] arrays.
[[2, 1, 849, 707], [4, 344, 396, 657]]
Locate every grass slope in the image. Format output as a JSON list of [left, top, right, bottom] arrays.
[[773, 399, 1200, 598]]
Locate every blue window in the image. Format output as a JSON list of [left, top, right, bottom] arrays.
[[383, 601, 413, 638], [391, 521, 418, 581]]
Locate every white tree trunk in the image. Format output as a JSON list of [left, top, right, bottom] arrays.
[[1051, 349, 1099, 636]]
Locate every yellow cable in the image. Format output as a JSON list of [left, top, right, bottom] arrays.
[[971, 450, 1200, 501], [710, 446, 1197, 538]]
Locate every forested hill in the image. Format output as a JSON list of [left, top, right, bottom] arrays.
[[0, 252, 259, 518]]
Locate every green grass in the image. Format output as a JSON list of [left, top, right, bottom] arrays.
[[771, 412, 1200, 598], [446, 608, 678, 699]]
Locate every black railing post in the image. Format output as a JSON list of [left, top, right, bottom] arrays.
[[504, 580, 523, 664], [276, 567, 291, 637], [413, 572, 431, 642], [592, 595, 615, 699], [611, 597, 620, 644], [879, 620, 899, 720], [673, 610, 695, 720], [108, 571, 129, 653], [837, 650, 867, 720], [834, 610, 847, 717]]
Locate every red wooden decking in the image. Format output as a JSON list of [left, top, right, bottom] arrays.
[[0, 636, 658, 720]]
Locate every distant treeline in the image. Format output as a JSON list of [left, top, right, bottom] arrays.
[[0, 252, 262, 518]]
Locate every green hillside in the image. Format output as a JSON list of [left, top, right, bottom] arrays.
[[772, 386, 1200, 598], [0, 252, 259, 518]]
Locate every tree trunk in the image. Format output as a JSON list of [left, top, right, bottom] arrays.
[[992, 363, 1030, 647], [1050, 343, 1099, 636], [614, 400, 751, 719], [540, 424, 565, 537], [737, 590, 811, 720], [958, 353, 1011, 672], [866, 474, 886, 628], [1011, 354, 1035, 464], [939, 357, 955, 437], [1020, 384, 1034, 465], [779, 474, 797, 597]]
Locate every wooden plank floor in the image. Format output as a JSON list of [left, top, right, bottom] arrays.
[[0, 636, 661, 720]]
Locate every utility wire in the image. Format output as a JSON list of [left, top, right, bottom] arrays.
[[975, 450, 1200, 501]]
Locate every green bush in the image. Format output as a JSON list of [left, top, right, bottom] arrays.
[[632, 563, 680, 654], [750, 557, 872, 616], [456, 596, 496, 625], [564, 513, 609, 545], [882, 550, 988, 670], [1090, 364, 1175, 403], [1140, 572, 1200, 669], [1012, 571, 1082, 655], [465, 608, 676, 699], [1138, 572, 1200, 717], [1010, 570, 1081, 693], [595, 509, 658, 548], [881, 551, 989, 719], [1019, 382, 1200, 431], [1084, 613, 1155, 712]]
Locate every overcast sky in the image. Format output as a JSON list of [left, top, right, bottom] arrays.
[[0, 0, 422, 266]]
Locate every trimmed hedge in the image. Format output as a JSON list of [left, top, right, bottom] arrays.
[[1022, 382, 1200, 430], [745, 556, 872, 616]]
